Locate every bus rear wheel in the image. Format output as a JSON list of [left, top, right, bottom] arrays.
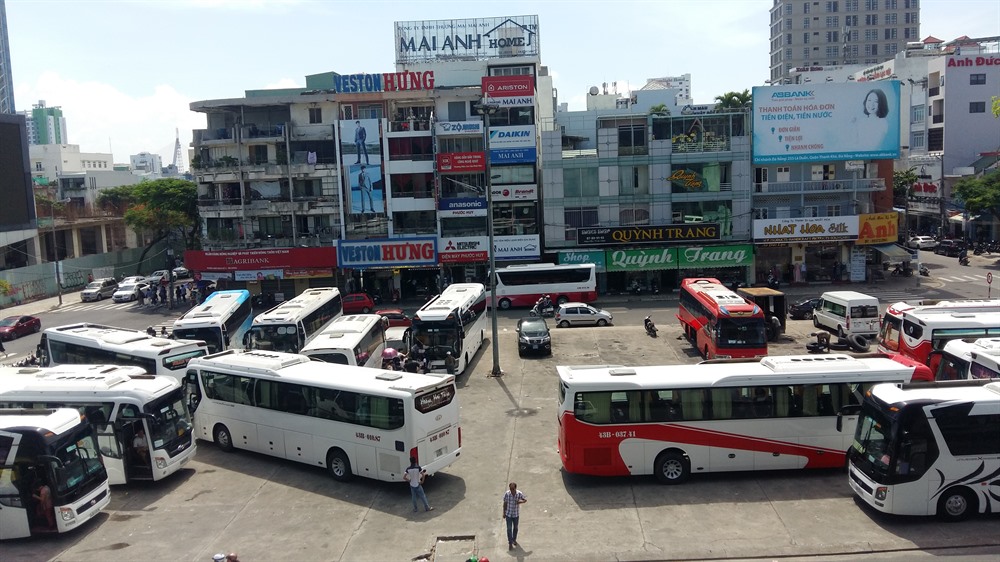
[[556, 295, 569, 305], [498, 298, 511, 310], [327, 449, 353, 482], [213, 424, 235, 452], [937, 487, 976, 521], [654, 451, 690, 484]]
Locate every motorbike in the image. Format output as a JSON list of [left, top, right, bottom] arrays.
[[959, 255, 970, 266], [766, 274, 780, 290], [644, 316, 658, 337], [650, 280, 659, 295], [919, 263, 930, 277], [890, 263, 913, 277], [530, 304, 555, 318]]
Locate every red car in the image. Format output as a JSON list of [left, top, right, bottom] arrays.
[[0, 315, 42, 341], [343, 293, 376, 314], [375, 308, 412, 328]]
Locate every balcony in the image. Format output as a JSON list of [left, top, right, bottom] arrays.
[[928, 86, 940, 97], [932, 114, 943, 124], [193, 128, 234, 146], [388, 119, 432, 133], [671, 133, 731, 154], [618, 146, 648, 156], [754, 178, 885, 194], [242, 124, 285, 140]]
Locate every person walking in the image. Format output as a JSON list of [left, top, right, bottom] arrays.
[[502, 482, 527, 550], [404, 456, 433, 513]]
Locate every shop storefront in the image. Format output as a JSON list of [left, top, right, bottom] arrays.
[[183, 247, 338, 300], [338, 237, 439, 300], [439, 235, 489, 287], [753, 216, 859, 285], [857, 212, 908, 281], [557, 244, 752, 294]]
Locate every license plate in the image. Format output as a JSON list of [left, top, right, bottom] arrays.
[[532, 344, 538, 349]]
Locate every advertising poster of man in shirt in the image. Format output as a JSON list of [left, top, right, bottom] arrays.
[[339, 118, 384, 215]]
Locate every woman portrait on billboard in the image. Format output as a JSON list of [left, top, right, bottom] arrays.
[[854, 88, 890, 149]]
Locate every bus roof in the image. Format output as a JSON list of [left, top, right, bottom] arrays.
[[173, 290, 250, 329], [0, 408, 84, 434], [302, 314, 382, 348], [45, 323, 207, 354], [682, 278, 757, 312], [189, 350, 454, 395], [0, 365, 178, 398], [252, 288, 341, 325], [416, 284, 484, 322], [556, 354, 918, 390], [496, 263, 594, 271], [886, 299, 1000, 317], [869, 380, 1000, 406]]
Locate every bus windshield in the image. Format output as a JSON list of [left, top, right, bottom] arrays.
[[50, 427, 106, 499], [717, 318, 767, 348], [878, 314, 902, 352], [412, 320, 460, 359], [247, 324, 301, 353], [851, 408, 894, 479], [144, 388, 192, 452], [308, 352, 351, 365], [172, 327, 224, 354]]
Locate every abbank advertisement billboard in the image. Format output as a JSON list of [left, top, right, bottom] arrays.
[[752, 82, 900, 163]]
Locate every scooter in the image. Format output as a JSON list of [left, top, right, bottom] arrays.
[[766, 274, 780, 290], [644, 316, 658, 337], [918, 263, 930, 277], [890, 263, 913, 277], [530, 304, 555, 318], [959, 256, 970, 266]]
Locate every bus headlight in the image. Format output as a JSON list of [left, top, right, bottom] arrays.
[[155, 456, 168, 469], [59, 506, 75, 522], [874, 486, 888, 500]]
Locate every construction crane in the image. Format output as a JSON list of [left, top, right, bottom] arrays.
[[172, 127, 183, 173]]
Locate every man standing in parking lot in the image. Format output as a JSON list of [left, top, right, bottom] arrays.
[[502, 482, 527, 550]]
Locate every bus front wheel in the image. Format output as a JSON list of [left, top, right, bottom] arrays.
[[498, 298, 511, 310], [556, 295, 569, 305], [327, 449, 353, 482], [213, 424, 235, 452], [654, 451, 690, 484], [937, 487, 976, 521]]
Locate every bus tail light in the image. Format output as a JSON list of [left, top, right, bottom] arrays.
[[875, 486, 888, 500], [409, 447, 419, 464]]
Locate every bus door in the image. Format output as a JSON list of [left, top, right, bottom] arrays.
[[0, 431, 31, 539], [185, 369, 202, 414], [117, 405, 151, 480], [93, 422, 125, 485]]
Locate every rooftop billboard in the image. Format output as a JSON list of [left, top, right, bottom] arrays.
[[752, 82, 900, 163], [394, 16, 539, 64]]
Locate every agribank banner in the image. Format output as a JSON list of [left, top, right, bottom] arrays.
[[752, 82, 900, 163]]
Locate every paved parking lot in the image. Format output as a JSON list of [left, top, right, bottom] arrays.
[[3, 312, 998, 561]]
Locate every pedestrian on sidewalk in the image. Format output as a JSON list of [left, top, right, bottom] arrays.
[[404, 456, 432, 512], [502, 482, 527, 550]]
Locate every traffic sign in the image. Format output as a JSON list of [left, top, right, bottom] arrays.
[[988, 273, 993, 285]]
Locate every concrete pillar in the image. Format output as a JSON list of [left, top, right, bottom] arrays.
[[71, 227, 82, 259]]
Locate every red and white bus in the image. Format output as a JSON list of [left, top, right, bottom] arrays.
[[877, 301, 1000, 376], [490, 263, 597, 309], [677, 278, 766, 359], [556, 354, 932, 484]]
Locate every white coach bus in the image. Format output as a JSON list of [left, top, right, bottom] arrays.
[[411, 283, 486, 374], [244, 288, 343, 353], [37, 323, 209, 381], [185, 350, 462, 482], [300, 314, 386, 368], [0, 364, 196, 485], [848, 380, 1000, 521]]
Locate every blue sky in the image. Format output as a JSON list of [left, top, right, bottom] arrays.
[[7, 0, 998, 168]]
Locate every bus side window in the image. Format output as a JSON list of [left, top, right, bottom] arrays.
[[800, 385, 819, 416], [681, 390, 704, 421]]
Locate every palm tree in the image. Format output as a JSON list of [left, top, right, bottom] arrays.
[[648, 103, 670, 116], [713, 90, 752, 111]]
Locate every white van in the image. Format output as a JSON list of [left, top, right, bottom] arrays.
[[813, 291, 880, 339]]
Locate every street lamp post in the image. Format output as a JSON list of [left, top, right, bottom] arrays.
[[49, 197, 71, 306], [476, 101, 502, 377]]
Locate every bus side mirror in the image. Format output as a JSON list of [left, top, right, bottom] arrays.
[[243, 333, 251, 348], [836, 412, 843, 432]]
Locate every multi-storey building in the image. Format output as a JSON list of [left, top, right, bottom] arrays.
[[130, 152, 163, 176], [22, 100, 68, 145], [0, 0, 13, 114], [543, 88, 755, 293], [185, 16, 548, 299], [769, 0, 920, 85]]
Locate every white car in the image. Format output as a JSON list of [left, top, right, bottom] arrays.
[[906, 236, 938, 250], [113, 282, 149, 303], [554, 302, 614, 328], [121, 275, 146, 285], [145, 270, 172, 285]]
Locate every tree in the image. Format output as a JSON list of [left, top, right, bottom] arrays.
[[98, 179, 199, 274], [892, 167, 918, 209], [952, 170, 1000, 222], [992, 95, 1000, 118], [648, 103, 670, 116], [713, 90, 752, 111]]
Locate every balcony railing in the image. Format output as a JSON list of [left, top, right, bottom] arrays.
[[389, 119, 432, 132], [932, 114, 943, 124], [618, 146, 649, 156], [928, 86, 940, 97], [755, 178, 885, 194]]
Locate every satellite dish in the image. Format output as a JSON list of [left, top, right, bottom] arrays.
[[589, 86, 599, 96]]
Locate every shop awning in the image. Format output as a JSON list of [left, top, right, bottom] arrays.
[[873, 244, 913, 261], [948, 214, 980, 223]]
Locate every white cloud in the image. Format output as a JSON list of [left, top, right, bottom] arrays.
[[16, 72, 203, 169]]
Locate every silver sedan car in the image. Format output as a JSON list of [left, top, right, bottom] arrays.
[[554, 302, 613, 328]]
